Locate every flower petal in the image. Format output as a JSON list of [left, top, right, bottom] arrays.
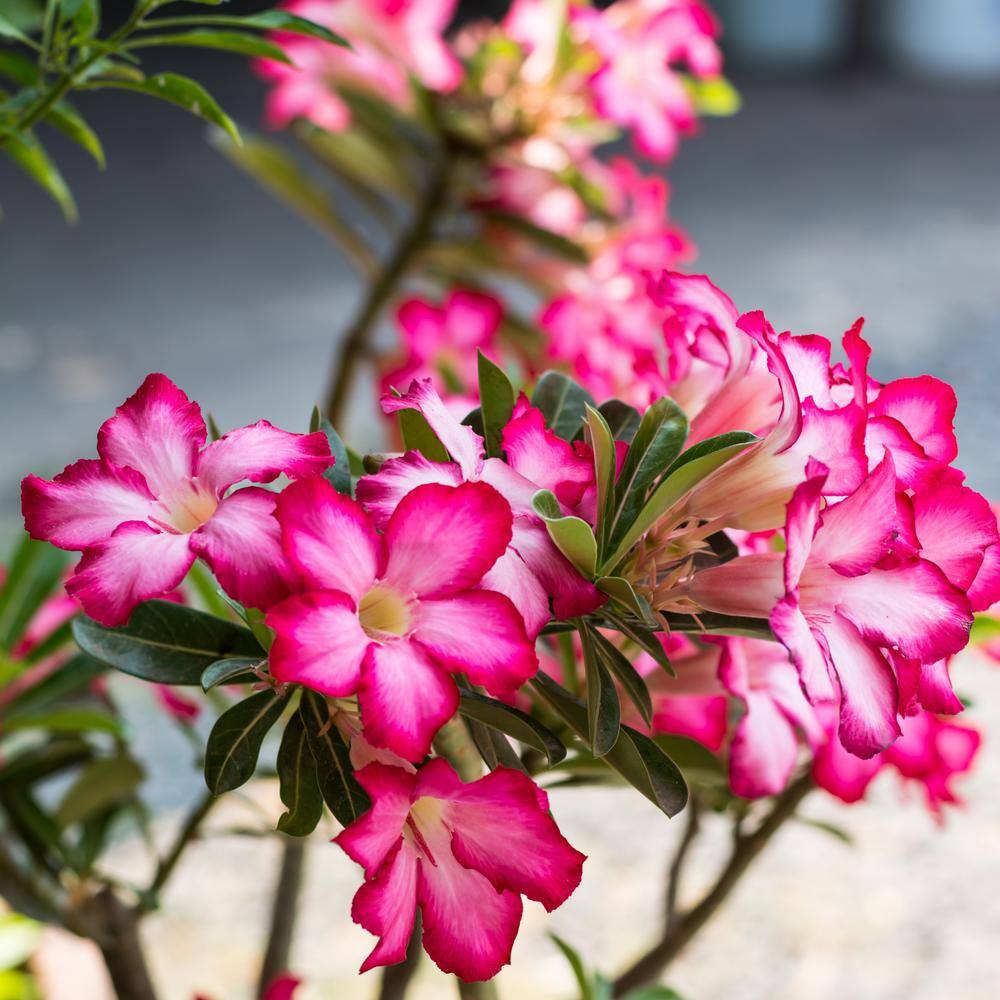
[[479, 545, 551, 639], [22, 460, 156, 550], [190, 487, 299, 609], [352, 840, 419, 974], [336, 763, 417, 876], [195, 421, 332, 494], [872, 375, 957, 464], [267, 590, 368, 696], [414, 591, 538, 695], [359, 640, 459, 761], [356, 452, 463, 530], [96, 374, 205, 496], [383, 482, 512, 598], [276, 476, 381, 601], [66, 522, 194, 626], [769, 596, 837, 703], [728, 690, 799, 798]]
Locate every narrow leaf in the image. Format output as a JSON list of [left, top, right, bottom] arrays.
[[580, 623, 620, 757], [590, 628, 653, 727], [584, 404, 615, 546], [477, 351, 515, 459], [484, 209, 588, 263], [0, 535, 69, 653], [276, 713, 324, 836], [55, 756, 144, 828], [201, 656, 260, 691], [398, 408, 449, 462], [309, 405, 352, 495], [1, 131, 76, 222], [45, 100, 105, 166], [598, 399, 641, 443], [204, 689, 287, 794], [457, 689, 566, 765], [531, 371, 595, 441], [127, 31, 294, 64]]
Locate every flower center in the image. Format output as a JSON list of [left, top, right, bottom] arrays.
[[404, 796, 447, 865], [358, 583, 414, 642], [156, 480, 219, 534]]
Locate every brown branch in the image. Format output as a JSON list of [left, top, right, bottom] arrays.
[[86, 888, 159, 1000], [257, 838, 307, 998], [378, 914, 423, 1000], [664, 796, 701, 932], [612, 772, 814, 997]]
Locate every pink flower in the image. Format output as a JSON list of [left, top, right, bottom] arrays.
[[336, 759, 585, 980], [261, 0, 461, 131], [267, 476, 537, 760], [690, 458, 974, 758], [357, 379, 604, 638], [21, 374, 331, 626], [383, 289, 503, 402], [812, 707, 981, 818]]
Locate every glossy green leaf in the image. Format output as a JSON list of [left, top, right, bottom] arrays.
[[41, 98, 105, 167], [597, 399, 641, 443], [532, 673, 687, 816], [584, 404, 615, 544], [90, 73, 240, 145], [457, 689, 566, 765], [595, 577, 653, 623], [464, 716, 526, 772], [579, 623, 620, 757], [398, 407, 449, 462], [127, 30, 293, 64], [204, 689, 287, 794], [299, 691, 370, 826], [601, 610, 673, 675], [55, 756, 143, 828], [531, 371, 595, 441], [73, 601, 263, 685], [276, 713, 324, 837], [532, 489, 597, 576], [0, 536, 69, 654], [477, 351, 515, 459], [138, 11, 348, 47], [590, 628, 652, 728], [200, 656, 260, 691], [309, 405, 352, 495], [0, 130, 76, 222], [661, 611, 773, 639], [2, 707, 122, 737]]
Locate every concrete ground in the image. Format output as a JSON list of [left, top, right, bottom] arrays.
[[3, 62, 1000, 1000]]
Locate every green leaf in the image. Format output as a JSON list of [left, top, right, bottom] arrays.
[[597, 399, 641, 443], [0, 535, 69, 654], [579, 622, 620, 757], [683, 73, 741, 117], [90, 73, 240, 145], [653, 735, 724, 783], [463, 716, 526, 773], [607, 398, 688, 551], [531, 371, 595, 441], [0, 15, 36, 46], [622, 988, 686, 1000], [484, 209, 588, 263], [0, 914, 42, 973], [299, 691, 370, 826], [583, 404, 616, 546], [589, 628, 652, 728], [55, 756, 144, 828], [457, 689, 566, 765], [73, 601, 263, 685], [397, 407, 449, 462], [970, 613, 1000, 645], [204, 688, 288, 794], [0, 130, 76, 222], [477, 351, 515, 459], [661, 611, 773, 640], [200, 656, 260, 691], [309, 405, 352, 495], [127, 30, 293, 64], [600, 610, 673, 676], [0, 50, 38, 86], [794, 816, 854, 846], [45, 99, 104, 167], [61, 0, 99, 37], [532, 673, 687, 816], [275, 713, 324, 837], [595, 577, 654, 623], [548, 933, 593, 1000], [189, 10, 348, 47], [0, 739, 93, 787], [2, 707, 123, 737], [532, 489, 597, 577]]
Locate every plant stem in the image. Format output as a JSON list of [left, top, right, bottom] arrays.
[[611, 772, 813, 997], [664, 795, 700, 932], [87, 888, 159, 1000], [322, 159, 450, 426], [378, 914, 423, 1000], [256, 838, 307, 997], [457, 980, 499, 1000]]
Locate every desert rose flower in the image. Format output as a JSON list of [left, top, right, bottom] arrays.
[[267, 476, 537, 759], [21, 374, 331, 626], [336, 759, 585, 979]]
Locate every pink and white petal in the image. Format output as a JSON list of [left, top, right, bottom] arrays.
[[872, 375, 958, 464], [66, 523, 194, 627], [266, 590, 368, 695], [728, 691, 799, 799], [829, 560, 973, 663], [911, 484, 998, 591], [383, 482, 512, 598], [917, 658, 964, 715], [778, 333, 833, 408], [359, 640, 459, 761], [275, 476, 381, 599], [810, 456, 897, 576], [195, 421, 332, 494], [442, 768, 585, 910], [190, 487, 299, 609], [417, 847, 522, 982], [782, 461, 827, 591], [96, 374, 205, 496], [794, 400, 867, 496], [769, 597, 837, 703], [22, 460, 156, 550], [396, 298, 446, 359], [968, 541, 1000, 611], [336, 763, 417, 875], [356, 452, 463, 530], [507, 519, 606, 619], [351, 841, 419, 973], [480, 546, 551, 639], [689, 554, 785, 620], [414, 591, 538, 695], [500, 399, 593, 508], [824, 613, 901, 758], [479, 458, 543, 517], [382, 379, 484, 480], [812, 730, 883, 803]]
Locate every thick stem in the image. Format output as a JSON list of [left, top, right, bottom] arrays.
[[141, 790, 217, 910], [88, 888, 159, 1000], [612, 773, 813, 997], [256, 839, 307, 998], [664, 796, 700, 932], [322, 160, 449, 426], [377, 913, 422, 1000]]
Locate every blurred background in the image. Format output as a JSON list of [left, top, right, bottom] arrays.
[[2, 1, 1000, 998]]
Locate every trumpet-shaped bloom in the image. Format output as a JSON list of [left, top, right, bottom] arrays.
[[267, 476, 537, 759], [21, 374, 331, 626], [357, 380, 604, 638], [336, 760, 585, 980], [690, 457, 973, 758]]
